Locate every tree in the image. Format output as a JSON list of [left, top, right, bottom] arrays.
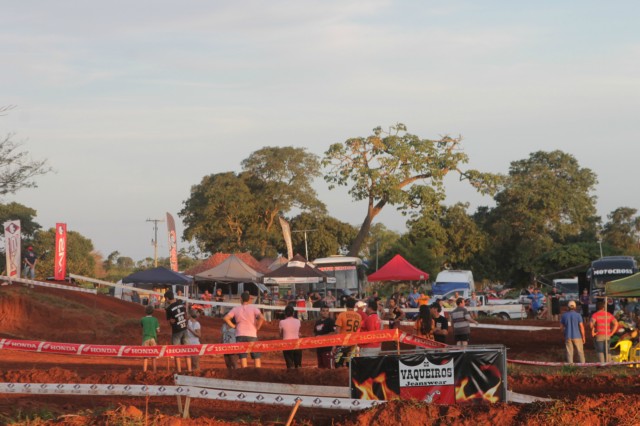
[[0, 134, 52, 197], [364, 223, 401, 272], [180, 147, 326, 257], [484, 150, 598, 284], [180, 172, 259, 254], [285, 212, 357, 259], [0, 202, 41, 242], [408, 202, 487, 270], [322, 124, 499, 256], [32, 228, 97, 278], [601, 207, 640, 255]]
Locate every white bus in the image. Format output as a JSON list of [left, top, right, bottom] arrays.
[[312, 255, 365, 297]]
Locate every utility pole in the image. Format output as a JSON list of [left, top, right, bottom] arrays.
[[146, 218, 165, 267], [292, 229, 317, 260]]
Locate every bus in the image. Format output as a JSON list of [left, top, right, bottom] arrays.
[[587, 256, 638, 300], [312, 255, 365, 297]]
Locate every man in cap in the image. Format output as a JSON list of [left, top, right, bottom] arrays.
[[560, 300, 586, 364], [23, 246, 38, 280]]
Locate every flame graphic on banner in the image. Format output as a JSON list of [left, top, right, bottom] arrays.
[[454, 377, 501, 403], [352, 373, 399, 401]]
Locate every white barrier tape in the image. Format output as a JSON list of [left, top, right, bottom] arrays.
[[0, 276, 98, 294], [507, 359, 640, 367], [0, 383, 379, 410]]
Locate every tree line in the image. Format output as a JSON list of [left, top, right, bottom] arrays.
[[2, 119, 638, 285]]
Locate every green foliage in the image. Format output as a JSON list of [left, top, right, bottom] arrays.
[[32, 228, 96, 278], [180, 147, 326, 257], [478, 150, 598, 283], [322, 123, 501, 256], [285, 212, 358, 259], [601, 207, 640, 256]]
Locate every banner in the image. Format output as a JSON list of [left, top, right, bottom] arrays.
[[3, 220, 21, 278], [279, 216, 293, 260], [351, 348, 506, 405], [54, 223, 67, 280], [166, 213, 179, 272]]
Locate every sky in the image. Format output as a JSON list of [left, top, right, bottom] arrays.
[[2, 1, 640, 262]]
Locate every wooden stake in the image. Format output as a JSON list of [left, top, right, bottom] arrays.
[[285, 399, 301, 426]]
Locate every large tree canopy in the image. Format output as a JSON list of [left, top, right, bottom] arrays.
[[180, 147, 325, 257], [322, 123, 499, 256], [484, 150, 598, 283], [601, 207, 640, 256]]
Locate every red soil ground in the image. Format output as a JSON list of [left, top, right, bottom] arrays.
[[1, 284, 639, 425]]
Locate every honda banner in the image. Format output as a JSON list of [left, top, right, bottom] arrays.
[[166, 213, 179, 272], [3, 220, 21, 278], [54, 223, 67, 280]]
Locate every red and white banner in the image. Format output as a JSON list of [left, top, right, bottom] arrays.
[[166, 212, 178, 272], [3, 220, 21, 278], [54, 223, 67, 280], [0, 329, 407, 358]]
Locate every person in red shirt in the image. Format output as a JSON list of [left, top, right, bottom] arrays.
[[590, 300, 618, 363], [359, 300, 382, 357]]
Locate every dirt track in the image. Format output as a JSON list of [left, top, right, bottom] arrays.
[[1, 284, 639, 425]]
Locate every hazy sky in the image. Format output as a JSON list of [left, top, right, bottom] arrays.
[[2, 1, 639, 262]]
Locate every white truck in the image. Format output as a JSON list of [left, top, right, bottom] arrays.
[[475, 295, 527, 320], [432, 270, 475, 300]]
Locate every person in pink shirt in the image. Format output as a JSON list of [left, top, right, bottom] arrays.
[[359, 300, 382, 357], [279, 304, 302, 368], [223, 292, 265, 368]]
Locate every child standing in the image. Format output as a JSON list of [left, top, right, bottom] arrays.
[[186, 310, 202, 371], [141, 305, 160, 372]]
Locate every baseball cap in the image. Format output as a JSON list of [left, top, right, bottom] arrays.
[[567, 300, 576, 309], [355, 301, 366, 309]]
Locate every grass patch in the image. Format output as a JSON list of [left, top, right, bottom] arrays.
[[0, 408, 56, 424]]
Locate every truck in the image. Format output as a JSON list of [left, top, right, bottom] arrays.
[[476, 294, 527, 320], [553, 277, 579, 304], [432, 270, 475, 300]]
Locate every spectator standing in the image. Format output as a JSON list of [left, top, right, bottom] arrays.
[[296, 291, 308, 321], [415, 305, 434, 340], [221, 319, 238, 369], [223, 291, 265, 368], [407, 288, 420, 309], [165, 290, 191, 372], [314, 304, 336, 368], [549, 287, 562, 321], [386, 298, 405, 329], [430, 302, 449, 344], [279, 305, 302, 368], [469, 292, 479, 319], [22, 246, 37, 280], [214, 288, 225, 317], [590, 300, 619, 363], [323, 291, 337, 308], [451, 297, 478, 346], [527, 288, 545, 319], [186, 310, 202, 371], [334, 298, 362, 367], [560, 301, 586, 364], [359, 300, 382, 357], [579, 289, 591, 322], [355, 300, 368, 323], [141, 305, 160, 372], [262, 290, 273, 322]]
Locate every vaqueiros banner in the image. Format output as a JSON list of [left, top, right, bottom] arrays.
[[54, 223, 67, 281], [3, 220, 21, 278], [166, 212, 179, 272], [351, 349, 506, 404]]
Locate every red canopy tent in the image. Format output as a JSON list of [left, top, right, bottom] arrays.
[[367, 254, 429, 281]]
